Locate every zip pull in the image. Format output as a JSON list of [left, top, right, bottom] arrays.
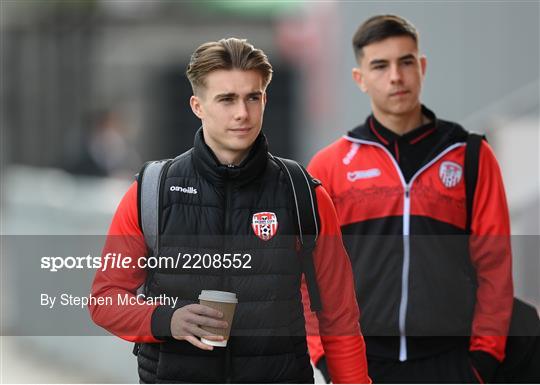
[[405, 185, 410, 198]]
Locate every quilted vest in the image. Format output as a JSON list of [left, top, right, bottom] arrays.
[[136, 130, 313, 383]]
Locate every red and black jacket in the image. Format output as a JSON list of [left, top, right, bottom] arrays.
[[307, 105, 513, 363]]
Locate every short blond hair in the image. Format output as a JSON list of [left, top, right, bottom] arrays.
[[186, 37, 273, 95]]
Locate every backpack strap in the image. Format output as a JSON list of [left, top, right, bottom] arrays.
[[272, 156, 323, 312], [133, 159, 170, 357], [464, 133, 485, 234], [138, 159, 172, 253], [136, 158, 173, 306]]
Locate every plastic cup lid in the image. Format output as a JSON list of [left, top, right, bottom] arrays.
[[198, 290, 238, 303]]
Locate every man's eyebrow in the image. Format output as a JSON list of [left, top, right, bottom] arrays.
[[214, 92, 237, 100], [398, 53, 416, 61], [247, 91, 263, 97], [214, 91, 263, 101], [369, 59, 388, 67], [369, 54, 416, 67]]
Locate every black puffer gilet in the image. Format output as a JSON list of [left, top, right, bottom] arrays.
[[137, 129, 313, 383]]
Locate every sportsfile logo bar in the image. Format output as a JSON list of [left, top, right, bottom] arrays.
[[40, 252, 252, 272], [169, 186, 198, 194]]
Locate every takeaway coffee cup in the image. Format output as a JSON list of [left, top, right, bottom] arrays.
[[198, 290, 238, 347]]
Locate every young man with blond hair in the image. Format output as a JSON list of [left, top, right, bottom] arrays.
[[307, 15, 513, 383], [90, 38, 370, 383]]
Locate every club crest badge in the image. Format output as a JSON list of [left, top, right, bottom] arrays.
[[439, 161, 463, 188], [251, 212, 278, 241]]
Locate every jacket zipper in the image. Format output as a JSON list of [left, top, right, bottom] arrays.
[[224, 180, 233, 237], [399, 185, 411, 361], [223, 178, 233, 383], [344, 136, 466, 362]]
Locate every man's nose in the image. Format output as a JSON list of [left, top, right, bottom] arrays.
[[234, 101, 248, 120], [389, 64, 403, 83]]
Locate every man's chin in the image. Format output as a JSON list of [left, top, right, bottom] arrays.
[[231, 134, 258, 146], [387, 103, 419, 116], [226, 139, 257, 153]]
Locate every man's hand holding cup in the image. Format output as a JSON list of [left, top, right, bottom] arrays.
[[170, 303, 228, 350]]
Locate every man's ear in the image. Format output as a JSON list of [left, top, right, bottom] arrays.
[[420, 55, 427, 79], [190, 95, 204, 119], [352, 67, 368, 93]]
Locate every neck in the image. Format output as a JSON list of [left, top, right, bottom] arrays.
[[372, 103, 424, 136]]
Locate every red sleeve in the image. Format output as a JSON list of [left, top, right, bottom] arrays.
[[469, 141, 513, 362], [302, 186, 370, 383], [88, 181, 162, 343], [307, 148, 334, 196]]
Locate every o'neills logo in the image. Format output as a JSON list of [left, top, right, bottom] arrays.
[[439, 161, 462, 188], [170, 186, 198, 194], [252, 212, 278, 241]]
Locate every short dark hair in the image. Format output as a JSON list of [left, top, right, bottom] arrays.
[[352, 15, 419, 61], [186, 37, 273, 95]]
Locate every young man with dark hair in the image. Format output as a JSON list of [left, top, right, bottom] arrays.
[[89, 38, 370, 383], [307, 15, 513, 383]]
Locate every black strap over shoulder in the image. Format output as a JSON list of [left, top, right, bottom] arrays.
[[272, 155, 322, 312], [464, 133, 485, 234]]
